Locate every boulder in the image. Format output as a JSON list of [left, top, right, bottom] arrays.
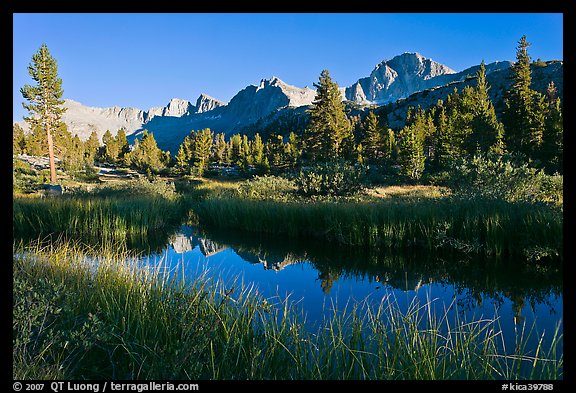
[[40, 184, 64, 197]]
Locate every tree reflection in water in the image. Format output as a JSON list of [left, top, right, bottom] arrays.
[[163, 224, 562, 320]]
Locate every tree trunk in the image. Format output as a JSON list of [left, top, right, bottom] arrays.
[[46, 125, 57, 183]]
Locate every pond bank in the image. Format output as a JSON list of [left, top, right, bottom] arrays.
[[13, 241, 563, 380]]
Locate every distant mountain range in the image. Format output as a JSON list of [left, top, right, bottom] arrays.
[[14, 52, 563, 153]]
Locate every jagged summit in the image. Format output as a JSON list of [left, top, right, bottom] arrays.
[[257, 76, 283, 89], [145, 98, 192, 122], [195, 93, 224, 114], [166, 98, 192, 115], [387, 52, 456, 78], [225, 76, 316, 122], [344, 52, 457, 104]]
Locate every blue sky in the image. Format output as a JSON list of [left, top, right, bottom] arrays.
[[13, 13, 563, 122]]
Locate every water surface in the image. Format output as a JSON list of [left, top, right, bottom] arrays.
[[142, 225, 562, 356]]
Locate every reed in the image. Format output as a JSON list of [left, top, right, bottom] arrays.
[[192, 196, 562, 260], [13, 241, 562, 380], [13, 193, 190, 252]]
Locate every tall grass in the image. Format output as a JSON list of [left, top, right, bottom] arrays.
[[13, 241, 562, 380], [192, 197, 562, 260], [13, 192, 190, 252]]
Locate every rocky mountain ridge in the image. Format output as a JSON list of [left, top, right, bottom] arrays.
[[14, 53, 563, 153]]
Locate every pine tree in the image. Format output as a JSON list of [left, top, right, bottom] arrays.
[[175, 136, 191, 173], [530, 92, 547, 159], [416, 109, 437, 161], [252, 133, 264, 164], [456, 86, 476, 152], [229, 134, 242, 165], [541, 82, 563, 173], [356, 143, 365, 165], [361, 111, 384, 164], [384, 128, 396, 163], [25, 124, 47, 156], [141, 131, 164, 172], [100, 130, 119, 163], [398, 123, 425, 181], [442, 88, 472, 162], [61, 134, 86, 174], [126, 130, 164, 173], [467, 61, 505, 155], [13, 124, 26, 154], [84, 131, 100, 163], [434, 103, 450, 169], [20, 43, 67, 183], [265, 134, 288, 171], [304, 70, 353, 161], [286, 132, 301, 168], [252, 133, 269, 174], [52, 123, 75, 161], [115, 128, 130, 163], [192, 128, 214, 176], [502, 35, 538, 157], [161, 150, 173, 169], [239, 135, 253, 172], [213, 132, 229, 166]]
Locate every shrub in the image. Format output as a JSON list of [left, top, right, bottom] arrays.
[[295, 160, 365, 197], [363, 164, 402, 186], [236, 175, 296, 202], [70, 162, 100, 182], [447, 153, 562, 205], [539, 174, 563, 205], [13, 159, 44, 194]]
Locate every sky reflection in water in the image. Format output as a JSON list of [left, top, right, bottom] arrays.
[[141, 225, 562, 354]]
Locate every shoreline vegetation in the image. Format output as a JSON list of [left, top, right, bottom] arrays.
[[12, 176, 563, 379], [193, 195, 562, 261], [13, 240, 563, 380], [13, 175, 563, 263]]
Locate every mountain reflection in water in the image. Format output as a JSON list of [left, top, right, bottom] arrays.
[[139, 224, 564, 358], [161, 226, 562, 324]]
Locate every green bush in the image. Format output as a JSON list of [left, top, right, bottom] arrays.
[[447, 153, 562, 205], [539, 174, 563, 205], [295, 160, 365, 197], [363, 164, 402, 186], [69, 162, 100, 182], [237, 175, 296, 201], [13, 159, 44, 194]]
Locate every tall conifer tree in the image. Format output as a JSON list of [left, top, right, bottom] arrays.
[[541, 82, 563, 172], [361, 111, 384, 164], [502, 35, 537, 157], [21, 43, 66, 183], [467, 61, 505, 155], [192, 128, 214, 176], [116, 128, 130, 162], [84, 131, 100, 162], [398, 124, 425, 181], [304, 70, 353, 161], [213, 133, 229, 165]]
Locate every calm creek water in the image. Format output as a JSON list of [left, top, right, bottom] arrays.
[[141, 225, 563, 356]]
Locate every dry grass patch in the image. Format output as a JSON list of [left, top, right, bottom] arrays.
[[367, 185, 452, 200]]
